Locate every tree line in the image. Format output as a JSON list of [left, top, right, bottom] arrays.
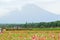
[[0, 21, 60, 28]]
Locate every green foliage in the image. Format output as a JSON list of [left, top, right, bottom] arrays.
[[0, 21, 60, 28]]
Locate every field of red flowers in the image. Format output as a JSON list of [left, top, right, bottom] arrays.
[[0, 30, 60, 40]]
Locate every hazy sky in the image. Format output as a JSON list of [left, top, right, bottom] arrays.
[[0, 0, 60, 18]]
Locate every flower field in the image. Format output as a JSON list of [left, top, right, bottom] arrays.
[[0, 30, 60, 40]]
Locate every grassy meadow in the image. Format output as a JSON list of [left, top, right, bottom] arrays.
[[0, 28, 60, 40]]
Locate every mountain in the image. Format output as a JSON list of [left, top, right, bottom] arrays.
[[0, 4, 59, 24]]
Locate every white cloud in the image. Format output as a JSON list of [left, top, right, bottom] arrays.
[[0, 0, 16, 2], [35, 1, 60, 15], [0, 8, 10, 18], [34, 0, 56, 2]]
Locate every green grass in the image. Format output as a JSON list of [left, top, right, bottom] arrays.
[[30, 28, 60, 31], [0, 28, 60, 40]]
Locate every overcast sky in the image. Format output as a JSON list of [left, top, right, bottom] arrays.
[[0, 0, 60, 18]]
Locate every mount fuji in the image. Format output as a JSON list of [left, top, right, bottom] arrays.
[[0, 4, 59, 24]]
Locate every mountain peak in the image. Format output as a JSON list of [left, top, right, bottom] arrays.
[[0, 4, 59, 24]]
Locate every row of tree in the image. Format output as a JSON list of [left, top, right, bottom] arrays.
[[0, 21, 60, 28]]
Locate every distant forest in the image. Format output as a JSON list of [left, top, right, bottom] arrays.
[[0, 21, 60, 28]]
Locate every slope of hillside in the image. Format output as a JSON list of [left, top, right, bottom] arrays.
[[0, 4, 59, 24]]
